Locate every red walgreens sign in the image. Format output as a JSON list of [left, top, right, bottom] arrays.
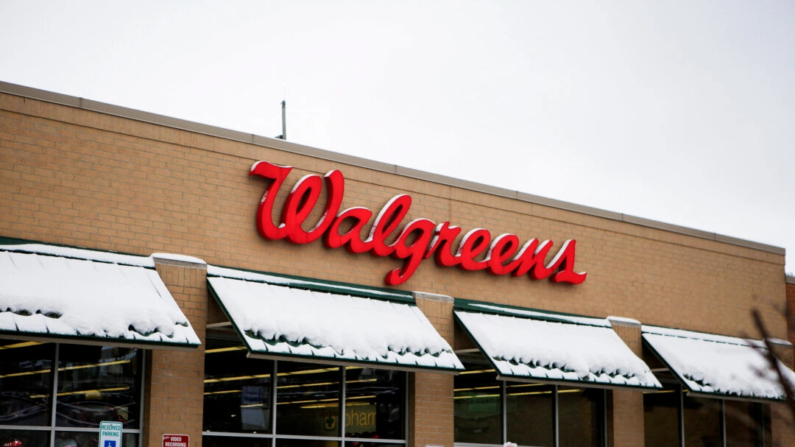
[[251, 161, 586, 286], [162, 435, 188, 447]]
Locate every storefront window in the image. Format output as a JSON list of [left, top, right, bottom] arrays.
[[0, 340, 143, 447], [276, 362, 342, 437], [0, 429, 50, 447], [454, 366, 502, 445], [558, 387, 604, 447], [644, 386, 680, 447], [203, 339, 273, 434], [56, 345, 141, 429], [453, 359, 606, 447], [276, 440, 340, 447], [725, 401, 770, 447], [202, 337, 407, 447], [53, 431, 138, 447], [0, 341, 54, 427], [684, 395, 721, 447], [643, 380, 771, 447], [345, 368, 405, 440], [203, 438, 272, 447], [505, 383, 553, 447]]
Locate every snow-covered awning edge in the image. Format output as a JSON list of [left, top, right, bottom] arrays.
[[641, 330, 792, 403], [453, 311, 662, 391], [207, 264, 414, 304], [0, 330, 200, 351], [206, 279, 462, 374], [454, 298, 610, 328]]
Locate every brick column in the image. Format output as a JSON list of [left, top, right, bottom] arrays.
[[608, 317, 645, 447], [145, 256, 208, 447], [410, 292, 456, 447]]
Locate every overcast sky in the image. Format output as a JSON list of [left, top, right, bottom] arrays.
[[1, 1, 793, 273]]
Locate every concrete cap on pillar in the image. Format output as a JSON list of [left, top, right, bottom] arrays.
[[412, 291, 454, 303], [607, 316, 642, 329], [151, 253, 207, 269]]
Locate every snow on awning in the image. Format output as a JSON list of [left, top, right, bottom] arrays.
[[0, 245, 201, 350], [454, 302, 661, 390], [206, 266, 464, 373], [643, 325, 795, 401]]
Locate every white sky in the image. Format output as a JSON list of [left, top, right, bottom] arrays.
[[0, 1, 793, 273]]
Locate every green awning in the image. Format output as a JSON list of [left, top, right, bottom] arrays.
[[0, 243, 200, 350], [455, 300, 661, 390], [207, 265, 464, 373]]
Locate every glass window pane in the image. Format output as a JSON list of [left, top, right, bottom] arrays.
[[506, 382, 554, 447], [0, 340, 53, 426], [203, 339, 273, 433], [345, 442, 404, 447], [644, 387, 680, 447], [726, 401, 767, 447], [0, 429, 50, 447], [276, 440, 339, 447], [54, 431, 137, 447], [454, 366, 501, 445], [558, 387, 604, 447], [683, 395, 721, 447], [203, 436, 272, 447], [276, 361, 341, 437], [345, 368, 405, 440], [55, 345, 142, 429]]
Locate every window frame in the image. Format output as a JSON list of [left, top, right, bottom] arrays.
[[202, 358, 410, 446], [0, 342, 146, 447], [454, 379, 609, 447], [644, 379, 771, 447]]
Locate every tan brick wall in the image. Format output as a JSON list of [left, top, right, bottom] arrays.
[[411, 293, 456, 447], [145, 261, 207, 447]]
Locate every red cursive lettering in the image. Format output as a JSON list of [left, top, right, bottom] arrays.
[[250, 161, 587, 286]]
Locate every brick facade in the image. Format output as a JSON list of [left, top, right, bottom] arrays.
[[0, 89, 791, 446]]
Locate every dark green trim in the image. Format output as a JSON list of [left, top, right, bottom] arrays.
[[208, 263, 414, 303], [454, 311, 661, 391], [454, 297, 608, 328], [0, 235, 154, 268], [247, 350, 463, 373], [641, 336, 785, 403], [0, 328, 199, 349], [641, 325, 756, 348], [208, 280, 462, 372]]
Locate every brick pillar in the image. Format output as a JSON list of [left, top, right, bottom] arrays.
[[145, 256, 208, 447], [410, 292, 456, 447], [608, 317, 645, 447]]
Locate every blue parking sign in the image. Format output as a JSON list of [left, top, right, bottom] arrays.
[[99, 421, 123, 447]]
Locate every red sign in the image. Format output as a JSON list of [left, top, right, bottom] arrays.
[[251, 161, 586, 286], [162, 435, 188, 447]]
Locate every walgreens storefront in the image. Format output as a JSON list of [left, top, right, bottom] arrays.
[[0, 80, 792, 447]]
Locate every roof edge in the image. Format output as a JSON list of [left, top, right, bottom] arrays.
[[0, 80, 785, 256]]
